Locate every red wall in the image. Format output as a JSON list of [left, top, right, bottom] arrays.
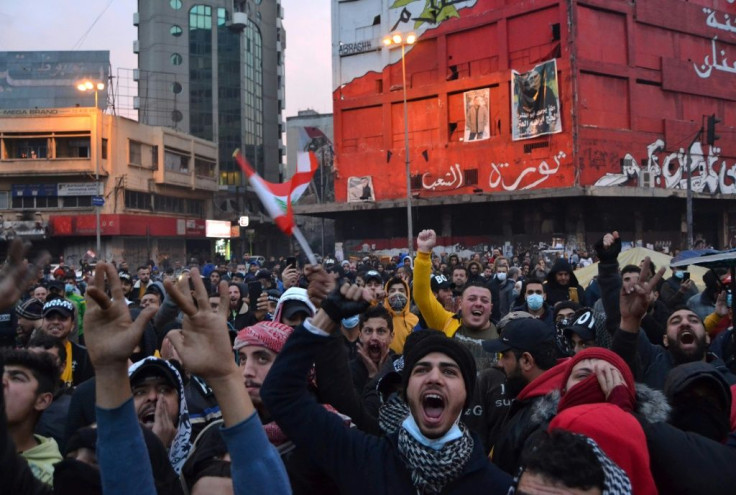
[[333, 0, 735, 201]]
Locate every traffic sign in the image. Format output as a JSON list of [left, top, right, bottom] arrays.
[[92, 196, 105, 207]]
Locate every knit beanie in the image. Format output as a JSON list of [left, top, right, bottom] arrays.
[[16, 298, 44, 320], [402, 333, 476, 408]]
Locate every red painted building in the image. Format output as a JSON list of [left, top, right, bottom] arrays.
[[298, 0, 735, 254]]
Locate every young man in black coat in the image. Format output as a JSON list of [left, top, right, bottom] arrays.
[[261, 267, 512, 495]]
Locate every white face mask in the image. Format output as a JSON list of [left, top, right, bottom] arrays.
[[496, 272, 507, 282]]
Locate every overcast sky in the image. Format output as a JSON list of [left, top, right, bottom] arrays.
[[0, 0, 333, 117]]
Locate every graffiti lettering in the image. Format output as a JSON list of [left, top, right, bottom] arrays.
[[488, 151, 566, 191], [594, 139, 736, 195], [694, 36, 736, 78], [704, 8, 736, 34], [422, 163, 463, 190]]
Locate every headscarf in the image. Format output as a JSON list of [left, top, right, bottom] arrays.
[[128, 357, 192, 474], [558, 347, 636, 413], [233, 320, 294, 353]]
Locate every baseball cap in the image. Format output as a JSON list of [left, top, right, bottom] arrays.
[[281, 300, 313, 320], [118, 272, 132, 282], [364, 270, 383, 284], [430, 274, 451, 292], [129, 358, 180, 390], [42, 298, 75, 318], [497, 310, 533, 333], [563, 309, 597, 342], [256, 269, 272, 280], [482, 318, 555, 354], [16, 298, 44, 320], [266, 289, 281, 304]]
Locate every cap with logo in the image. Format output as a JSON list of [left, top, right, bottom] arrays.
[[430, 274, 451, 292], [563, 309, 597, 342], [482, 318, 555, 354], [42, 298, 75, 318]]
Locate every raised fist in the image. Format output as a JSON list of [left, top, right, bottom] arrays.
[[417, 229, 437, 253]]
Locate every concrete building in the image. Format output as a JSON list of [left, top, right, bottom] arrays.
[[297, 0, 735, 256], [135, 1, 285, 238], [0, 106, 218, 267]]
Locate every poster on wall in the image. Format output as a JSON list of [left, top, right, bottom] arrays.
[[463, 88, 490, 142], [347, 176, 375, 202], [511, 59, 562, 141]]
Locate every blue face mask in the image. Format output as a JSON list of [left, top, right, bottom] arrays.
[[674, 270, 684, 280], [527, 293, 544, 311], [65, 283, 75, 293], [728, 292, 733, 308], [496, 272, 507, 282]]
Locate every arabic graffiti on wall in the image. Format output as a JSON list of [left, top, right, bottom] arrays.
[[594, 139, 736, 194], [488, 151, 567, 191], [693, 7, 736, 79], [422, 163, 463, 191]]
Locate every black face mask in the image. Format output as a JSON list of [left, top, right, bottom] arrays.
[[669, 401, 730, 442]]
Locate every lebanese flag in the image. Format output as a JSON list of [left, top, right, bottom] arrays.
[[233, 150, 318, 235]]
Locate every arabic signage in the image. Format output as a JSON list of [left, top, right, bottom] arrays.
[[511, 59, 562, 141]]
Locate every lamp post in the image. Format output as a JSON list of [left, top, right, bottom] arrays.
[[77, 81, 105, 258], [383, 32, 416, 256]]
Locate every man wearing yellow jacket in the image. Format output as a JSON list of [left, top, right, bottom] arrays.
[[382, 277, 418, 354], [414, 229, 499, 370]]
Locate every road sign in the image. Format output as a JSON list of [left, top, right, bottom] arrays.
[[92, 196, 105, 207], [238, 216, 249, 227]]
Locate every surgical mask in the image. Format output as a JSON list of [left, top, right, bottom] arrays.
[[674, 270, 684, 280], [388, 293, 408, 312], [341, 315, 360, 329], [527, 293, 544, 311], [65, 283, 75, 293], [496, 272, 507, 282]]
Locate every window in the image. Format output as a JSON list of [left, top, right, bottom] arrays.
[[125, 190, 152, 211], [56, 137, 90, 158], [0, 191, 8, 209], [170, 25, 183, 37], [129, 141, 142, 165], [2, 137, 48, 159], [61, 196, 92, 208], [171, 53, 183, 65], [101, 138, 108, 159], [164, 149, 190, 174], [170, 0, 182, 9], [11, 196, 58, 209], [194, 156, 216, 178]]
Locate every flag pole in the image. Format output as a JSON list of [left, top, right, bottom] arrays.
[[291, 225, 317, 266]]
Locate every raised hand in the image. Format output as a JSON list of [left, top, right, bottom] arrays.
[[164, 270, 253, 427], [281, 264, 298, 290], [85, 262, 157, 408], [163, 270, 237, 382], [620, 256, 665, 332], [417, 229, 437, 254], [305, 264, 336, 307], [715, 290, 729, 317], [0, 239, 49, 311], [85, 262, 157, 370], [152, 395, 177, 448], [594, 231, 621, 263]]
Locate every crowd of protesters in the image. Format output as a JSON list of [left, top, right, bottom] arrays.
[[2, 227, 736, 494]]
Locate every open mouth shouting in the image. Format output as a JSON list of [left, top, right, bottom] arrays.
[[138, 406, 156, 428], [367, 341, 382, 359], [421, 391, 447, 427]]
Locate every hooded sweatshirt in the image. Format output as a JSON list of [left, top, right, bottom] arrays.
[[273, 287, 316, 325], [544, 258, 586, 306], [128, 357, 192, 474], [383, 278, 418, 354], [21, 434, 62, 485]]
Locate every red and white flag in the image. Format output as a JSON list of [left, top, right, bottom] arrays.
[[233, 150, 318, 235]]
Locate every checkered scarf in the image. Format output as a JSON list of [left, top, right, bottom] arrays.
[[378, 393, 410, 434], [398, 422, 474, 494]]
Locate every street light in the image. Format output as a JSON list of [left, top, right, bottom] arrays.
[[383, 32, 416, 256], [77, 80, 106, 258]]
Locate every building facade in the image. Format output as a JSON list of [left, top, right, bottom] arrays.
[[0, 106, 219, 267], [135, 0, 287, 258], [306, 0, 735, 255]]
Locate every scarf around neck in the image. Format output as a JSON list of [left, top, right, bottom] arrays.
[[398, 415, 474, 494]]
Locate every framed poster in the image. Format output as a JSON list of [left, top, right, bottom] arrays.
[[511, 59, 562, 141], [463, 88, 490, 142]]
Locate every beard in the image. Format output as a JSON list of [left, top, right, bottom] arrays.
[[666, 335, 708, 365]]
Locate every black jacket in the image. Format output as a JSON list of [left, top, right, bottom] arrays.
[[544, 258, 586, 306], [262, 325, 512, 495]]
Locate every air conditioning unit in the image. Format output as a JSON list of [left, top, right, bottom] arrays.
[[639, 170, 654, 188], [133, 12, 139, 26], [133, 97, 141, 110], [133, 69, 140, 81], [133, 40, 140, 53]]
